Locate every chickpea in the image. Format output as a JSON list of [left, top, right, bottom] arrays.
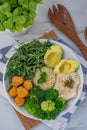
[[14, 96, 25, 106], [12, 76, 24, 87], [17, 86, 28, 98], [23, 80, 32, 90], [9, 87, 17, 97]]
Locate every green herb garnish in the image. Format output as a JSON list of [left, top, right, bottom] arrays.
[[64, 76, 74, 88], [38, 72, 47, 84]]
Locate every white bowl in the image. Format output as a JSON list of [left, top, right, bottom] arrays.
[[0, 28, 31, 37], [3, 39, 83, 120]]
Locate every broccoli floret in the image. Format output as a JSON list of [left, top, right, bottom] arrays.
[[41, 101, 48, 111], [41, 100, 55, 112], [40, 100, 57, 120], [34, 108, 46, 120], [30, 86, 45, 103], [55, 97, 66, 111], [24, 97, 46, 119], [24, 98, 40, 115], [41, 100, 60, 120], [45, 88, 58, 101], [46, 108, 59, 120]]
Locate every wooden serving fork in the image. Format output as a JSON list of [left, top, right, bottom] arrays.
[[48, 4, 87, 60]]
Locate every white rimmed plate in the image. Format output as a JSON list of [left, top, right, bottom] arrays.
[[3, 39, 83, 121]]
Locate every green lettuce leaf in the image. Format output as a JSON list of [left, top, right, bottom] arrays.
[[13, 15, 26, 24], [0, 2, 11, 14]]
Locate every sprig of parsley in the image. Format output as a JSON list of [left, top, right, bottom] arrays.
[[38, 72, 47, 84]]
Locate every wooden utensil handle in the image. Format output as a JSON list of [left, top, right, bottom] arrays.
[[70, 35, 87, 60]]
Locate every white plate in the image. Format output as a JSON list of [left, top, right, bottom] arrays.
[[3, 39, 83, 121]]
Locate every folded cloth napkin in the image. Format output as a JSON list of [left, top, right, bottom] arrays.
[[0, 38, 87, 130]]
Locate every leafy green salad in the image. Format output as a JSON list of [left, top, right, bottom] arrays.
[[0, 0, 42, 32]]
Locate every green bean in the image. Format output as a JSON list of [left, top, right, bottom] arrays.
[[6, 39, 52, 80]]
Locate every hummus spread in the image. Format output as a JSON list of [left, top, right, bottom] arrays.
[[33, 66, 56, 90], [54, 72, 80, 100]]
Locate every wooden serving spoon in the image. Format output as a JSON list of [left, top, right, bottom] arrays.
[[48, 4, 87, 60]]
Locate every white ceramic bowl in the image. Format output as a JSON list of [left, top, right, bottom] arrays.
[[3, 39, 83, 121], [0, 27, 31, 37]]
